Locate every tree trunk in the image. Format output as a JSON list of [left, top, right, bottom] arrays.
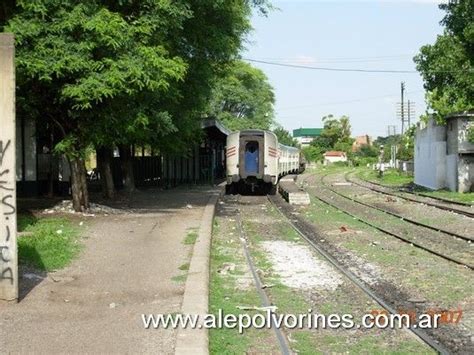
[[69, 157, 89, 212], [119, 144, 135, 192], [79, 158, 89, 209], [97, 147, 115, 199]]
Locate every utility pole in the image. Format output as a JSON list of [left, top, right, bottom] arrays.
[[396, 83, 415, 135], [400, 82, 405, 135], [387, 125, 397, 137]]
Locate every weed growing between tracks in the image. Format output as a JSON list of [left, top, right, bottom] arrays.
[[302, 195, 473, 307], [209, 208, 279, 354], [18, 216, 82, 271], [240, 198, 428, 354], [356, 166, 474, 204], [418, 189, 474, 205]]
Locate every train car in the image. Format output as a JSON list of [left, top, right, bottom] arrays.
[[226, 129, 302, 194]]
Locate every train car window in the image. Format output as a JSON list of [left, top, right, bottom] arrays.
[[244, 141, 259, 175]]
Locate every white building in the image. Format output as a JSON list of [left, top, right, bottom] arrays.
[[323, 151, 347, 165], [414, 112, 473, 193]]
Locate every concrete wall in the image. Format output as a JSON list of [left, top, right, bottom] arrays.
[[415, 114, 473, 193], [450, 116, 474, 154], [414, 119, 447, 190], [458, 155, 474, 193], [323, 156, 347, 165], [446, 154, 458, 192], [447, 114, 473, 192]]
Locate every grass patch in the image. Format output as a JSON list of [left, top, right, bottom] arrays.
[[18, 216, 82, 271], [303, 195, 473, 305], [17, 212, 38, 232], [209, 212, 278, 354], [416, 189, 474, 204], [184, 228, 198, 245], [178, 263, 190, 271], [171, 274, 187, 283], [357, 168, 413, 187]]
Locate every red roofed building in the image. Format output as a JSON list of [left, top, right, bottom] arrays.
[[323, 151, 347, 165]]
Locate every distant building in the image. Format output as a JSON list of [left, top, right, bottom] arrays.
[[352, 135, 372, 152], [323, 151, 347, 165], [414, 112, 473, 193], [293, 128, 322, 147]]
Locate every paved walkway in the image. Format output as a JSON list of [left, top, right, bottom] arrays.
[[0, 187, 218, 353]]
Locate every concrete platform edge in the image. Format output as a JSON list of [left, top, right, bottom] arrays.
[[175, 187, 223, 355]]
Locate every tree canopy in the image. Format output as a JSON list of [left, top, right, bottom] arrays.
[[303, 115, 354, 162], [414, 0, 474, 120], [273, 126, 297, 147], [4, 0, 268, 210], [206, 60, 275, 131]]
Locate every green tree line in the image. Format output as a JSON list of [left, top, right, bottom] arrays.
[[2, 0, 274, 211]]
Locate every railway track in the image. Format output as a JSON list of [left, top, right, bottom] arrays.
[[301, 173, 473, 269], [328, 173, 473, 243], [346, 172, 474, 219], [220, 194, 292, 354], [356, 175, 473, 208], [264, 194, 450, 354]]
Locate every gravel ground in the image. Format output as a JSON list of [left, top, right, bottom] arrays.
[[303, 174, 473, 268], [1, 188, 214, 353], [261, 240, 343, 290], [348, 172, 474, 217], [290, 171, 473, 353], [235, 195, 431, 354], [326, 172, 474, 240]]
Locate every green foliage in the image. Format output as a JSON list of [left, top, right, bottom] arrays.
[[374, 135, 400, 162], [414, 1, 474, 121], [309, 114, 354, 157], [397, 126, 416, 161], [7, 0, 194, 161], [355, 144, 379, 158], [302, 145, 323, 163], [353, 144, 379, 166], [18, 217, 81, 271], [206, 60, 275, 131], [273, 125, 297, 147]]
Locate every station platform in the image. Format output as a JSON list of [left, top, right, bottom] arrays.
[[278, 175, 311, 205]]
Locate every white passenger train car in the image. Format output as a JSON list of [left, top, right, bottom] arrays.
[[226, 129, 301, 194]]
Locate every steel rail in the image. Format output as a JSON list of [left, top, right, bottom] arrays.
[[346, 172, 474, 218], [321, 174, 473, 243], [356, 175, 473, 208], [229, 196, 291, 355], [301, 174, 473, 270], [267, 194, 450, 355]]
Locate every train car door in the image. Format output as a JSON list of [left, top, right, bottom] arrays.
[[239, 135, 264, 179], [244, 141, 259, 175]]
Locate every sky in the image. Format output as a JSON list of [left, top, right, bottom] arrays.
[[242, 0, 447, 138]]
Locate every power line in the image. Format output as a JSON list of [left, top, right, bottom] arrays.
[[246, 55, 416, 64], [244, 58, 418, 73], [243, 58, 472, 74]]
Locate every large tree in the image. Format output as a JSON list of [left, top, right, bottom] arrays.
[[6, 1, 267, 210], [414, 0, 474, 120], [310, 115, 354, 154], [206, 60, 275, 131]]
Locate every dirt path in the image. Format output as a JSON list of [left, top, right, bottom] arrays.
[[0, 188, 217, 353]]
